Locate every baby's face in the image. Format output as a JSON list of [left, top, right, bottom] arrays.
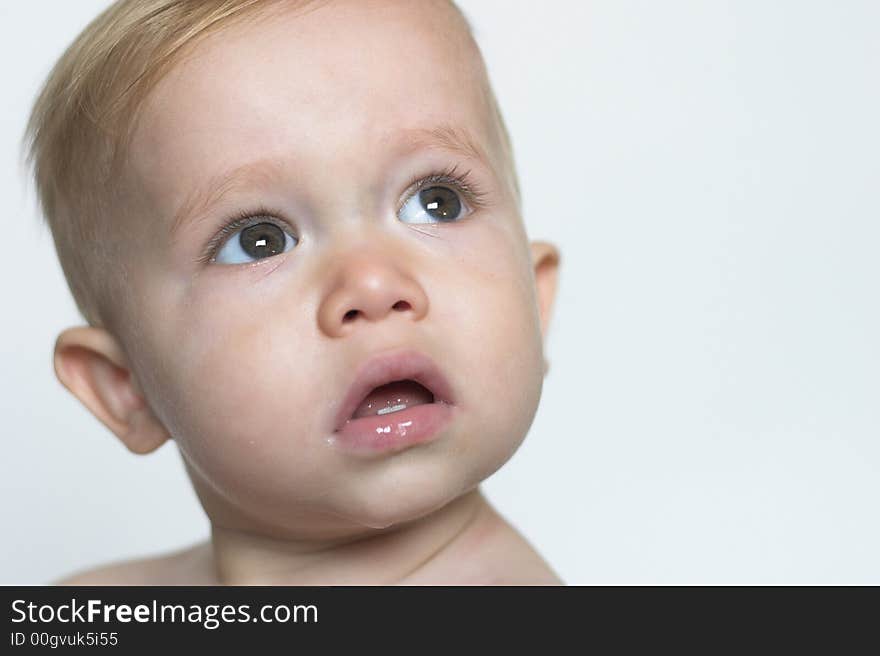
[[115, 0, 548, 536]]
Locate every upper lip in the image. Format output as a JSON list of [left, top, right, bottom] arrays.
[[333, 348, 456, 431]]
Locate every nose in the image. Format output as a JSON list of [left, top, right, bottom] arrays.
[[317, 248, 429, 338]]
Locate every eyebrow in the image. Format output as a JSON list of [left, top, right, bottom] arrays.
[[170, 158, 285, 239], [394, 123, 489, 163], [169, 123, 490, 238]]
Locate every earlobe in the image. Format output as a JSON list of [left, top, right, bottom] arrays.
[[530, 241, 560, 338], [53, 327, 169, 454]]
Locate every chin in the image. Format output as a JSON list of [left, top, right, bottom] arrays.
[[337, 455, 477, 531]]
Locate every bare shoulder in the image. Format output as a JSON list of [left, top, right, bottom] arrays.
[[475, 505, 565, 585], [53, 541, 215, 586]]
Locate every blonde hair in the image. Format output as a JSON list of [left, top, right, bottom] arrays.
[[23, 0, 519, 328]]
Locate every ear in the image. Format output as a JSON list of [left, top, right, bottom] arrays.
[[531, 241, 560, 337], [530, 241, 560, 376], [53, 326, 170, 454]]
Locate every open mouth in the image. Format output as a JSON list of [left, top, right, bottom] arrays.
[[333, 349, 456, 432], [330, 349, 456, 452], [350, 379, 436, 420]]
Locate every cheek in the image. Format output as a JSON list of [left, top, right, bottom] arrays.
[[133, 281, 330, 499], [436, 218, 545, 467], [449, 214, 543, 364]]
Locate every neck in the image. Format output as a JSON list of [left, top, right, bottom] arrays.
[[209, 488, 491, 585]]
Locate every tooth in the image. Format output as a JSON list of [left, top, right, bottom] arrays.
[[377, 403, 407, 416]]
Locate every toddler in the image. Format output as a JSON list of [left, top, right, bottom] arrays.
[[25, 0, 561, 585]]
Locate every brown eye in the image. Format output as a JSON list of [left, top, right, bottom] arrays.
[[214, 220, 297, 264], [240, 223, 286, 258], [400, 184, 467, 224], [419, 186, 462, 221]]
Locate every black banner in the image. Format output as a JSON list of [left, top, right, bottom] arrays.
[[1, 586, 874, 650]]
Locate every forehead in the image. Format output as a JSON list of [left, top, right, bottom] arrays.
[[127, 0, 499, 218]]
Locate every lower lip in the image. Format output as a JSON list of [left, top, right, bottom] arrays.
[[331, 402, 454, 456]]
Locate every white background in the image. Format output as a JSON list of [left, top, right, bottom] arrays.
[[2, 1, 878, 584]]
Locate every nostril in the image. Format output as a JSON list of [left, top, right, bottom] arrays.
[[343, 309, 359, 322], [392, 301, 411, 311]]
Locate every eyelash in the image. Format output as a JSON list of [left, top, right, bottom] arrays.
[[199, 165, 489, 264], [200, 207, 287, 264], [397, 164, 489, 216]]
